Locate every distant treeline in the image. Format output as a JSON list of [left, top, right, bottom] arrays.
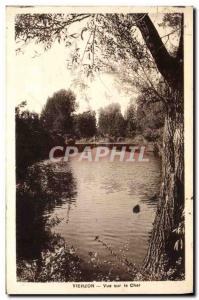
[[16, 89, 164, 180]]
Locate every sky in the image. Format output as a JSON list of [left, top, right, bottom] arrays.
[[14, 42, 133, 116], [13, 13, 180, 116]]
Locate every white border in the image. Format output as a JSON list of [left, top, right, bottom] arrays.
[[2, 2, 196, 297]]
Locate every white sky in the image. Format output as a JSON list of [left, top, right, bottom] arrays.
[[13, 13, 179, 116], [14, 42, 133, 115]]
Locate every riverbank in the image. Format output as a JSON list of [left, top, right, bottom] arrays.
[[17, 235, 137, 282], [17, 232, 184, 282]]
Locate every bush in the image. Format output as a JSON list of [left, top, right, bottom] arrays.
[[17, 236, 83, 282], [143, 128, 160, 142], [16, 103, 52, 181]]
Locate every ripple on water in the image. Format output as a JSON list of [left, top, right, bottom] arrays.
[[17, 152, 160, 277], [49, 153, 161, 268]]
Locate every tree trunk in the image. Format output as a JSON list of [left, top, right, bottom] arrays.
[[142, 90, 184, 278], [133, 14, 185, 278]]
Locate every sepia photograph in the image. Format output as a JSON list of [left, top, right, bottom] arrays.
[[6, 6, 193, 294]]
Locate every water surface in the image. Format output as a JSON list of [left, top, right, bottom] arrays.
[[17, 150, 160, 280]]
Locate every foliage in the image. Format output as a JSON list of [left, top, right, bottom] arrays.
[[15, 13, 182, 90], [40, 89, 78, 136], [17, 235, 131, 282], [15, 14, 92, 50], [15, 101, 52, 181], [142, 128, 161, 142], [74, 110, 97, 138], [136, 255, 184, 281], [17, 235, 83, 282], [135, 83, 167, 141], [161, 13, 182, 29], [98, 103, 126, 138], [124, 101, 137, 137], [16, 160, 77, 260]]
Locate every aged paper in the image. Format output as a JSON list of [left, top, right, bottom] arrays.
[[6, 6, 193, 294]]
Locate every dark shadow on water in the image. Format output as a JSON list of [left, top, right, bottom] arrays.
[[16, 160, 77, 260], [16, 156, 161, 282]]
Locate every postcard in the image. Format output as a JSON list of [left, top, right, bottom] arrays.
[[6, 6, 193, 294]]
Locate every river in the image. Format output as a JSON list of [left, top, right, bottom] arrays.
[[16, 149, 161, 281]]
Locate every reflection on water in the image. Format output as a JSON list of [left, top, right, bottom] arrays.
[[16, 161, 77, 259], [16, 150, 160, 279]]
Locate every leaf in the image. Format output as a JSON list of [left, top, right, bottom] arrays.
[[65, 41, 72, 47], [174, 240, 179, 251], [25, 262, 31, 268], [180, 239, 183, 250], [70, 33, 78, 39], [45, 257, 51, 265], [81, 27, 88, 40]]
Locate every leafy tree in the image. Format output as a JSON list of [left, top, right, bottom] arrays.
[[16, 102, 51, 181], [74, 110, 97, 138], [98, 103, 126, 138], [124, 101, 137, 138], [40, 89, 78, 136], [15, 11, 185, 277], [135, 83, 166, 141]]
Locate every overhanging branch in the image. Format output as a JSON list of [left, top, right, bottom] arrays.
[[134, 14, 183, 90]]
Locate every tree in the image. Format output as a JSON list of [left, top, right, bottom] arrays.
[[40, 89, 77, 136], [135, 84, 165, 141], [15, 11, 185, 277], [124, 101, 137, 138], [98, 103, 126, 138], [134, 15, 184, 276], [16, 101, 51, 181], [74, 110, 97, 138]]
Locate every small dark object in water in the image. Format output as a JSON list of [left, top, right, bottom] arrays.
[[133, 205, 140, 213]]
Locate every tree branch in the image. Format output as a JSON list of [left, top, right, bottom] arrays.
[[134, 14, 183, 90], [176, 15, 184, 62]]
